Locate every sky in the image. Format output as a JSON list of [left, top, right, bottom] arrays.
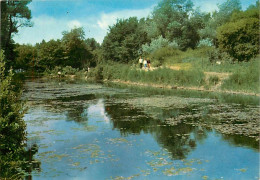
[[13, 0, 256, 45]]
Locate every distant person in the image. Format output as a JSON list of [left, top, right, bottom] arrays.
[[139, 56, 143, 69], [143, 59, 147, 69], [147, 58, 151, 69]]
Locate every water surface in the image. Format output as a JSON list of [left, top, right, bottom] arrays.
[[23, 79, 259, 180]]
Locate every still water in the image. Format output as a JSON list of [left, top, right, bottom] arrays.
[[23, 78, 259, 180]]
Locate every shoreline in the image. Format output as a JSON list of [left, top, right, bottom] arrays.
[[107, 79, 260, 97]]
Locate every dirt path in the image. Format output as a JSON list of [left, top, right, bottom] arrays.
[[204, 71, 231, 90]]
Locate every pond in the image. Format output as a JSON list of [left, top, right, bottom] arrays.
[[23, 78, 259, 180]]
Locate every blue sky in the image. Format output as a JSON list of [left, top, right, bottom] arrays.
[[13, 0, 256, 45]]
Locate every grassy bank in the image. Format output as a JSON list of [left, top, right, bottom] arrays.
[[88, 62, 205, 87], [41, 47, 259, 95], [87, 47, 259, 94]]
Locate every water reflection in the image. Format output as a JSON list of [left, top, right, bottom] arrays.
[[105, 101, 206, 159]]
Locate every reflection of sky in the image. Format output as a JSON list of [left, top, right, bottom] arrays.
[[188, 132, 259, 180], [87, 99, 110, 124]]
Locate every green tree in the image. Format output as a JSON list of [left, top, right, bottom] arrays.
[[84, 38, 101, 67], [199, 0, 241, 44], [36, 39, 65, 70], [0, 0, 32, 68], [102, 17, 149, 63], [14, 44, 36, 71], [152, 0, 193, 38], [62, 27, 92, 68], [85, 38, 100, 51], [152, 0, 204, 50], [216, 3, 259, 61]]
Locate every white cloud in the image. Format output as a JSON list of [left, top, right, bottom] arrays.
[[68, 20, 82, 29], [97, 8, 152, 31], [193, 0, 220, 12]]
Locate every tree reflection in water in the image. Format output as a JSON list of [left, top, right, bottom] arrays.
[[104, 102, 207, 160]]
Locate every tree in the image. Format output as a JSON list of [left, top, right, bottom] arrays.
[[85, 38, 100, 51], [14, 44, 36, 71], [85, 38, 101, 67], [102, 17, 149, 63], [216, 3, 259, 61], [152, 0, 204, 50], [152, 0, 193, 38], [62, 27, 92, 68], [0, 0, 32, 68], [36, 39, 65, 70], [199, 0, 241, 44]]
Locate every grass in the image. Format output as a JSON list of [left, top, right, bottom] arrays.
[[154, 47, 259, 93], [208, 76, 220, 86], [88, 62, 205, 87], [87, 51, 259, 94], [221, 58, 259, 93]]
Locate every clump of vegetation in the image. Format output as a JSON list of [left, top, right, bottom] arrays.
[[221, 57, 260, 93], [0, 50, 40, 178]]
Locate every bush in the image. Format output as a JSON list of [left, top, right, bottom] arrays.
[[197, 38, 213, 48], [142, 35, 179, 55], [149, 47, 183, 66], [208, 49, 234, 63], [0, 50, 26, 157], [217, 17, 258, 61], [0, 50, 40, 178]]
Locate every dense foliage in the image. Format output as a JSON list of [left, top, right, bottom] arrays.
[[0, 50, 40, 178], [216, 2, 259, 61], [1, 0, 32, 69], [14, 27, 100, 72], [0, 51, 26, 158], [102, 17, 149, 63]]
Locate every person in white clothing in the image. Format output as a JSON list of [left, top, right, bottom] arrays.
[[143, 59, 147, 69], [139, 56, 143, 69]]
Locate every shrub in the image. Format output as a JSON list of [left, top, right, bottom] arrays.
[[142, 35, 179, 55], [208, 49, 234, 63], [217, 17, 258, 61], [0, 50, 26, 157], [149, 47, 183, 66], [197, 38, 213, 48], [0, 50, 40, 178]]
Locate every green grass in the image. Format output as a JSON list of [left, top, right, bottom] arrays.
[[221, 58, 259, 93], [88, 62, 205, 87], [208, 76, 220, 86]]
